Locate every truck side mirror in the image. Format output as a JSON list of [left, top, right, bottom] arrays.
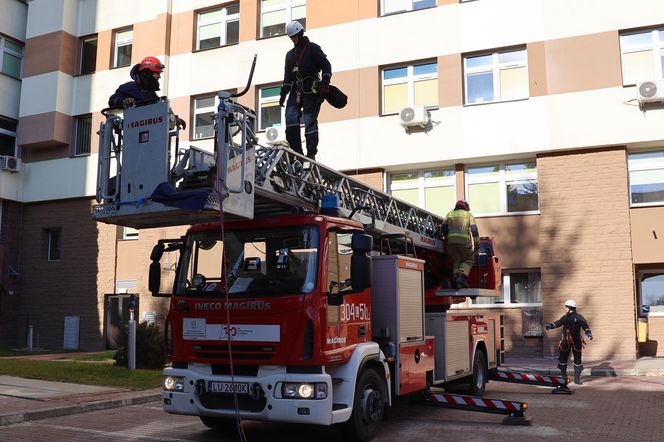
[[149, 261, 161, 295], [351, 232, 373, 254], [351, 254, 371, 291], [150, 243, 165, 261]]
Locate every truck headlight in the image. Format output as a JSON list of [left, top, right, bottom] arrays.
[[164, 376, 186, 392], [281, 382, 327, 399]]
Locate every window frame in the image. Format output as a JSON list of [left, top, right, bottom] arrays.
[[619, 27, 664, 86], [73, 114, 92, 157], [379, 0, 437, 16], [0, 34, 24, 79], [192, 93, 218, 140], [257, 84, 285, 131], [389, 168, 456, 217], [112, 27, 133, 68], [465, 160, 539, 217], [195, 3, 240, 51], [463, 47, 529, 105], [78, 34, 98, 76], [466, 269, 543, 307], [381, 60, 439, 115], [259, 0, 307, 39], [628, 149, 664, 207], [47, 228, 62, 261], [0, 116, 18, 157]]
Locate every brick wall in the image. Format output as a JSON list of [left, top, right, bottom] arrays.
[[0, 201, 22, 347], [538, 147, 637, 361], [19, 198, 112, 351]]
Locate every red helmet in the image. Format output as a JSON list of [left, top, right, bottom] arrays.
[[455, 200, 470, 211], [138, 56, 164, 72]]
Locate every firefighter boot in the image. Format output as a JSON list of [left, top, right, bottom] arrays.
[[285, 126, 303, 155], [455, 273, 469, 289], [558, 363, 568, 380], [574, 365, 584, 385]]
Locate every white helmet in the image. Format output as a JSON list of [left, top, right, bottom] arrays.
[[564, 299, 577, 309], [286, 20, 304, 37]]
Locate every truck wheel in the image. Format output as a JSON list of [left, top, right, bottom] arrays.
[[344, 368, 386, 442], [199, 416, 237, 431], [469, 350, 487, 396]]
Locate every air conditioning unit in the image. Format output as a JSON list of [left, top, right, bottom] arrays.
[[0, 155, 20, 172], [399, 105, 429, 128], [637, 80, 664, 104], [265, 126, 289, 147]]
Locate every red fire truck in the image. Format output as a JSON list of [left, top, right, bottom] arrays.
[[94, 83, 505, 441]]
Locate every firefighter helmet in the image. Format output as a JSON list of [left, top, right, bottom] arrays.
[[138, 56, 165, 73], [455, 200, 470, 211], [286, 20, 304, 37], [565, 299, 577, 309]]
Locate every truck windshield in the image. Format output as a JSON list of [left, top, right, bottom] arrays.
[[175, 226, 319, 297]]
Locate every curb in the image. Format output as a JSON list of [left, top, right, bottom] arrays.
[[0, 392, 162, 427], [503, 367, 664, 377]]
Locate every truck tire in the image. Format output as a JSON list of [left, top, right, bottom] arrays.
[[199, 416, 237, 431], [344, 368, 386, 442], [469, 350, 487, 396]]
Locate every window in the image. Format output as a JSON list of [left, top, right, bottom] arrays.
[[628, 150, 664, 206], [260, 0, 306, 38], [193, 95, 217, 139], [47, 229, 62, 261], [73, 114, 92, 156], [122, 227, 139, 240], [113, 27, 133, 68], [1, 35, 23, 78], [196, 4, 240, 50], [466, 161, 538, 215], [79, 35, 97, 75], [382, 61, 438, 114], [258, 85, 284, 130], [390, 169, 455, 217], [464, 48, 528, 104], [380, 0, 436, 16], [0, 116, 18, 157], [327, 231, 353, 294], [620, 28, 664, 85], [639, 272, 664, 315], [475, 270, 541, 305]]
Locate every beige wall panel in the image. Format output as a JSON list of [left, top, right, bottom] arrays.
[[341, 169, 384, 190], [544, 31, 622, 95], [646, 317, 664, 357], [308, 0, 377, 29], [23, 31, 77, 78], [439, 54, 462, 107], [438, 0, 459, 5], [23, 145, 71, 163], [319, 66, 378, 123], [538, 147, 636, 360], [630, 207, 664, 264], [17, 111, 71, 149], [169, 96, 190, 141], [527, 41, 548, 97], [170, 10, 195, 55], [240, 0, 259, 42], [133, 14, 169, 65], [475, 215, 540, 269], [97, 30, 112, 72]]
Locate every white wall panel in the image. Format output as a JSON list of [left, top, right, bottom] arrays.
[[18, 72, 73, 117], [0, 169, 22, 201], [76, 0, 166, 35], [22, 154, 98, 202], [25, 0, 77, 38], [0, 0, 28, 40]]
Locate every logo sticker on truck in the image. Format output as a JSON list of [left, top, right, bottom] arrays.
[[183, 318, 280, 342]]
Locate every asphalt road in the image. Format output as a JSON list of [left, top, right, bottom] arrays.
[[2, 376, 663, 441]]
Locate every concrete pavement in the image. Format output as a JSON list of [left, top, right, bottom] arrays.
[[1, 355, 663, 427]]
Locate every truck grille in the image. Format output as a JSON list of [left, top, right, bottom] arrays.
[[192, 344, 277, 361]]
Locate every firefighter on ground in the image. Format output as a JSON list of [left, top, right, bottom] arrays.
[[108, 56, 185, 129], [442, 200, 480, 289], [545, 299, 593, 385], [279, 20, 332, 162]]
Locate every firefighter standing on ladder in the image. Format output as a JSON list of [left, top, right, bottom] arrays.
[[545, 299, 593, 385], [279, 20, 332, 162], [442, 200, 480, 289]]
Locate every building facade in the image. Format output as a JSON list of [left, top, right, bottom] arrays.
[[2, 0, 664, 360]]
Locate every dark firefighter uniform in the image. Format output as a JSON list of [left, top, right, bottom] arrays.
[[280, 35, 332, 160], [108, 63, 160, 107], [546, 311, 593, 384], [441, 203, 479, 289]]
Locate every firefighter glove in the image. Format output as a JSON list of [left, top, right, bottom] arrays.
[[279, 94, 286, 107], [122, 97, 135, 106], [545, 323, 555, 330], [585, 329, 593, 340], [177, 117, 186, 130], [318, 83, 330, 98]]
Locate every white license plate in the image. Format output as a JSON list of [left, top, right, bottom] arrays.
[[207, 381, 249, 394]]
